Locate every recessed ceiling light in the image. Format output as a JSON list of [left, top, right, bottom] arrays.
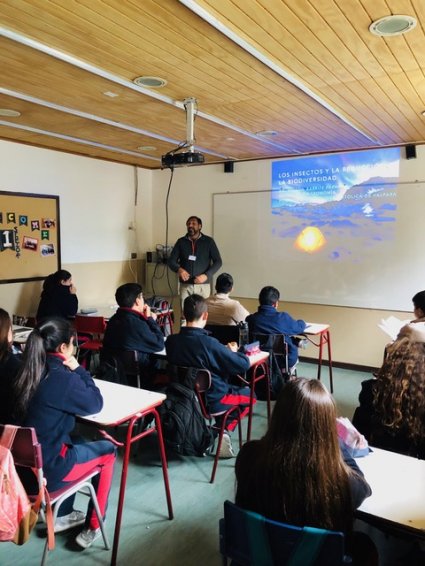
[[256, 130, 278, 137], [103, 91, 119, 98], [133, 76, 167, 88], [137, 145, 157, 151], [369, 15, 417, 36], [422, 111, 425, 117], [0, 108, 21, 117], [225, 137, 235, 142]]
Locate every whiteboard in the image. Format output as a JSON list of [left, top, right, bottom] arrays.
[[213, 183, 424, 311]]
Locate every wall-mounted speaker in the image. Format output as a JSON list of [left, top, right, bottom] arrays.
[[224, 161, 234, 173], [406, 144, 417, 160]]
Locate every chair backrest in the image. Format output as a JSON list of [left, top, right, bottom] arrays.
[[220, 500, 345, 566], [74, 315, 106, 335], [0, 425, 42, 469], [99, 348, 140, 387], [13, 315, 36, 328], [253, 333, 289, 375], [205, 324, 239, 345]]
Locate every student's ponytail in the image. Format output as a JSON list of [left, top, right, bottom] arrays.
[[13, 328, 46, 419], [12, 317, 73, 420]]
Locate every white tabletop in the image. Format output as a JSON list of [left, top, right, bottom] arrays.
[[356, 447, 425, 535], [78, 306, 118, 320], [12, 325, 33, 343], [247, 350, 269, 367], [80, 379, 166, 427], [303, 322, 330, 335]]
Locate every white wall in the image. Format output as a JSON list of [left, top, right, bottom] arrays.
[[0, 140, 152, 314], [0, 140, 138, 263]]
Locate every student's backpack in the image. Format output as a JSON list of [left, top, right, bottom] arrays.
[[157, 378, 214, 457]]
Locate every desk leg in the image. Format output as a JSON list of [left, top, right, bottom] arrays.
[[326, 330, 334, 394], [317, 332, 324, 382], [111, 414, 138, 566], [153, 408, 174, 520]]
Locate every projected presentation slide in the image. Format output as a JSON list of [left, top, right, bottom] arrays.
[[214, 146, 425, 310], [271, 148, 400, 259]]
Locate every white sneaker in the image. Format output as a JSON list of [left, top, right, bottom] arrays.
[[218, 432, 235, 459], [75, 527, 102, 549], [54, 510, 86, 533]]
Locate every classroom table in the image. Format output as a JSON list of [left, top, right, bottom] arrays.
[[79, 379, 174, 566], [356, 447, 425, 539], [79, 305, 174, 335], [303, 322, 333, 393], [12, 324, 33, 344]]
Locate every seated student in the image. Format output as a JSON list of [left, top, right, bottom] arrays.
[[206, 272, 249, 325], [36, 269, 78, 321], [353, 336, 425, 459], [4, 318, 116, 549], [166, 294, 252, 457], [102, 283, 164, 384], [236, 378, 373, 564], [411, 290, 425, 323], [0, 308, 23, 424], [246, 286, 306, 371]]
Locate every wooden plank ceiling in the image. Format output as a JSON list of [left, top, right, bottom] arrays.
[[0, 0, 424, 169]]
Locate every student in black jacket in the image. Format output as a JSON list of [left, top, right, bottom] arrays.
[[36, 269, 78, 321], [0, 308, 22, 424], [236, 378, 373, 564], [353, 336, 425, 459]]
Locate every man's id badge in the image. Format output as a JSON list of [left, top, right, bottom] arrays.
[[188, 255, 196, 261]]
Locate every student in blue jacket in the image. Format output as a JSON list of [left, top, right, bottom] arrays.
[[166, 294, 251, 457], [9, 318, 116, 549], [246, 286, 307, 371]]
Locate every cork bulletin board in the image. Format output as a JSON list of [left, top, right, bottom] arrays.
[[0, 191, 60, 283]]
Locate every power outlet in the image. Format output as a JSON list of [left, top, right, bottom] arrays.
[[130, 252, 137, 259]]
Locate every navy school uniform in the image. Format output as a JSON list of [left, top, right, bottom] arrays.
[[165, 326, 252, 426]]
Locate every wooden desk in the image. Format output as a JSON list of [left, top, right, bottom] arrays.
[[80, 379, 174, 565], [356, 447, 425, 539], [303, 322, 333, 393]]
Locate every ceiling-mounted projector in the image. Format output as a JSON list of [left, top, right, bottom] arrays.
[[161, 97, 204, 169], [161, 151, 204, 168]]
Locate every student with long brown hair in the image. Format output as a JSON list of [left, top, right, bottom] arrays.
[[0, 308, 22, 424], [353, 337, 425, 459], [236, 378, 371, 543]]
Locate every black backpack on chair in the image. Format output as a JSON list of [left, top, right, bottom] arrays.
[[157, 369, 214, 457]]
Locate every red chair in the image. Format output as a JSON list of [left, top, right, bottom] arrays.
[[74, 315, 106, 369], [173, 367, 243, 483], [0, 424, 110, 565]]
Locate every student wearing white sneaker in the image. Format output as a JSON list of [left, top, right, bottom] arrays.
[[3, 318, 116, 549]]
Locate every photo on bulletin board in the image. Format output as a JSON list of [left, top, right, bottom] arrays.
[[0, 191, 60, 283]]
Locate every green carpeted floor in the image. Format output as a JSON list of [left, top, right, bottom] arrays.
[[1, 363, 420, 565]]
